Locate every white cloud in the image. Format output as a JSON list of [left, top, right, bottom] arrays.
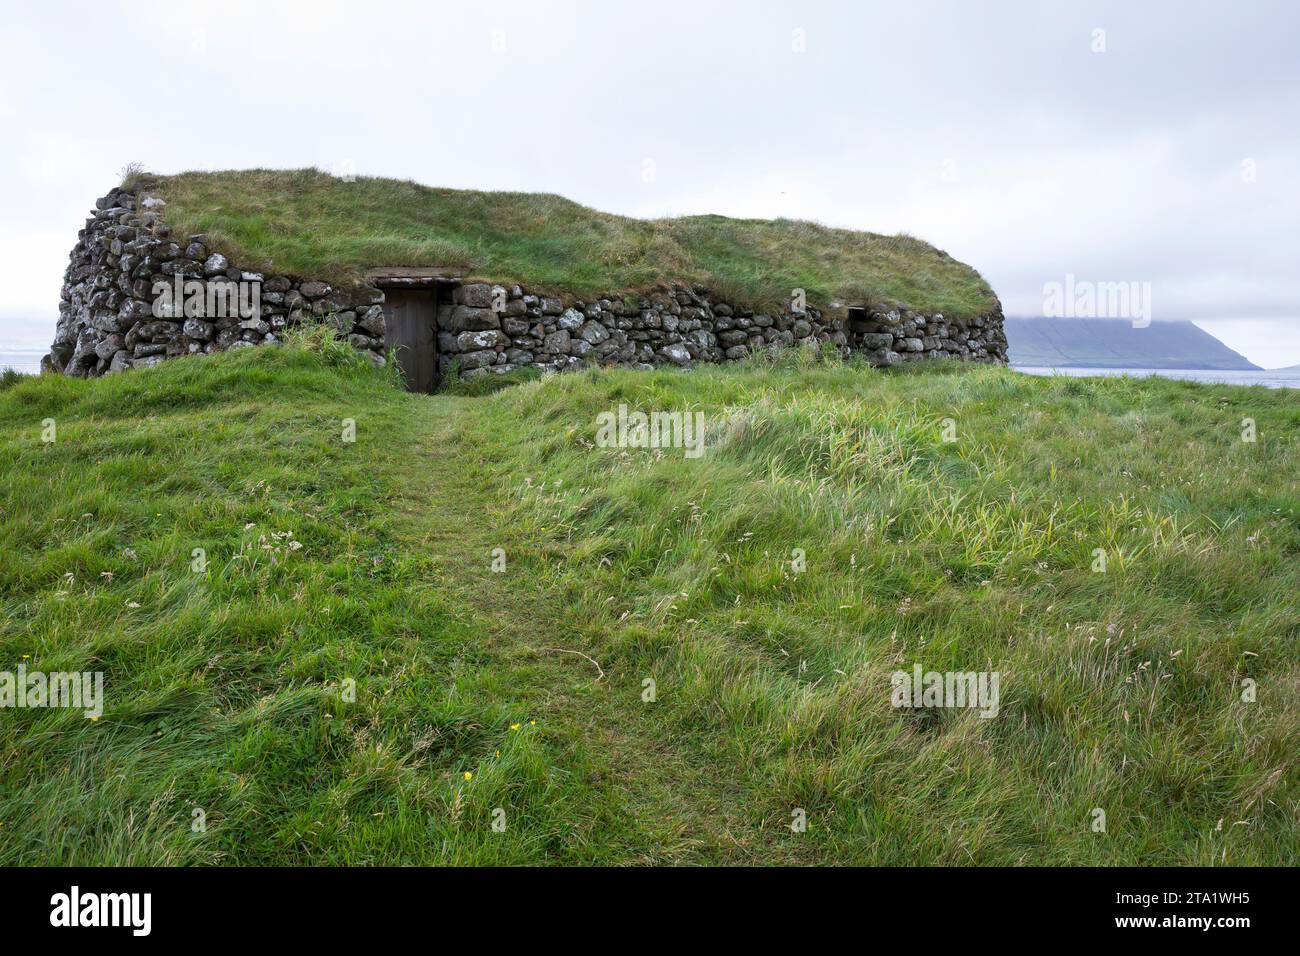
[[1, 0, 1296, 363]]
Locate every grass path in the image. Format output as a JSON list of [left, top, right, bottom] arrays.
[[1, 347, 800, 865], [391, 400, 797, 863]]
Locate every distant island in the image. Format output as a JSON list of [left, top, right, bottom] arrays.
[[1005, 317, 1259, 370]]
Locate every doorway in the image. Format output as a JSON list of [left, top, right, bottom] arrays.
[[381, 287, 441, 393]]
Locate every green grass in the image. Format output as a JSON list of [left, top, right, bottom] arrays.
[[1, 346, 1296, 864], [137, 168, 999, 318]]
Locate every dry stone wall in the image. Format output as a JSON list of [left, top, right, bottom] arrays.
[[44, 183, 1008, 380], [439, 282, 1007, 381], [45, 183, 387, 378]]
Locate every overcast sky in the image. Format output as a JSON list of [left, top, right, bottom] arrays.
[[2, 0, 1297, 365]]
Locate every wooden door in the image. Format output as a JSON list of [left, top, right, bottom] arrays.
[[382, 289, 438, 392]]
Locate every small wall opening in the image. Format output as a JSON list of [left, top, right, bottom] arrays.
[[380, 288, 438, 392], [847, 306, 867, 322], [368, 269, 462, 393]]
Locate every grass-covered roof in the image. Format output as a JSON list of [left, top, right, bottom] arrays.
[[135, 168, 999, 317]]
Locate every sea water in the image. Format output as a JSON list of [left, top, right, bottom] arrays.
[[1014, 366, 1300, 389]]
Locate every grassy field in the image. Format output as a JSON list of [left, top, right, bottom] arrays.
[[133, 168, 998, 318], [1, 344, 1296, 865]]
